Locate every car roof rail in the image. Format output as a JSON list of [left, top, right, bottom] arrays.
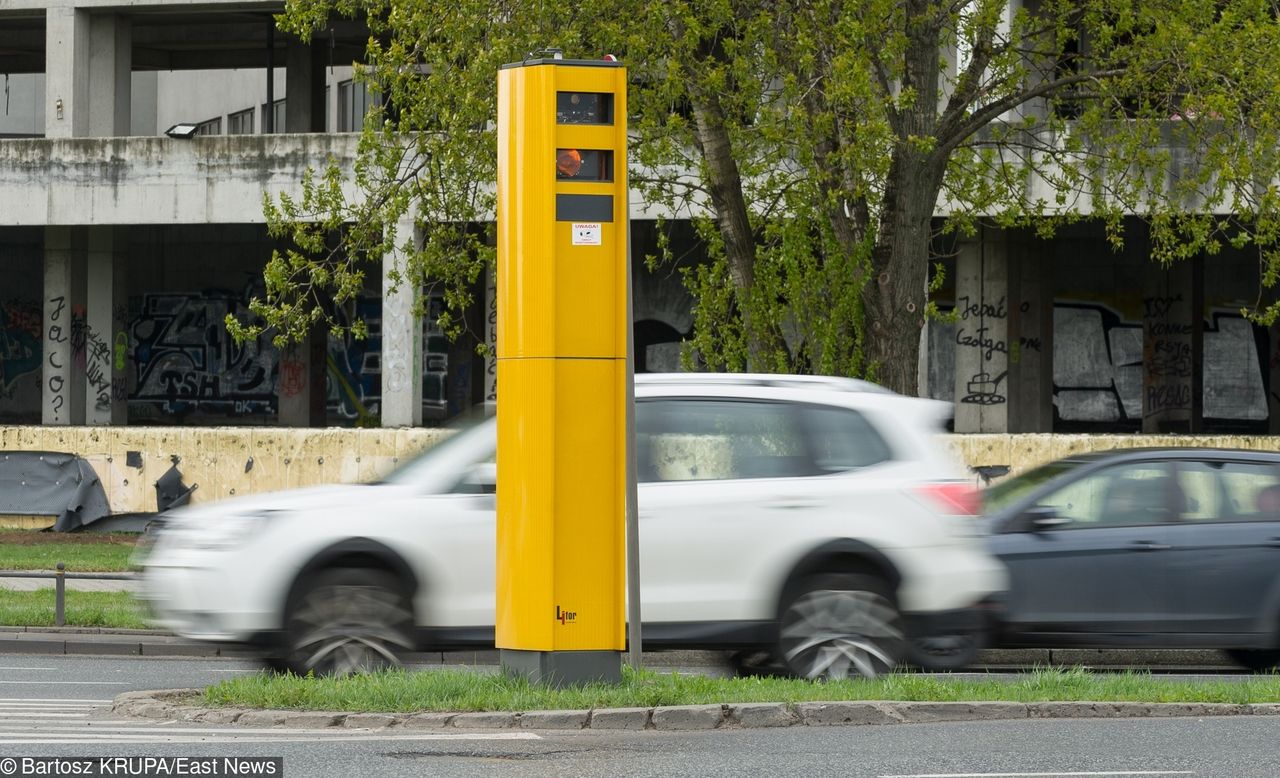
[[634, 373, 896, 394]]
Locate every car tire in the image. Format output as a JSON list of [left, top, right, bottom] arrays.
[[279, 568, 415, 677], [1225, 648, 1280, 673], [778, 573, 905, 680], [905, 630, 986, 672]]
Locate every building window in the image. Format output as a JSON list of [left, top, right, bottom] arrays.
[[260, 99, 287, 133], [325, 86, 331, 133], [195, 117, 222, 136], [227, 108, 254, 135], [337, 79, 375, 132]]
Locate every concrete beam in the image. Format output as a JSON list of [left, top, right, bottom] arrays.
[[0, 135, 359, 226]]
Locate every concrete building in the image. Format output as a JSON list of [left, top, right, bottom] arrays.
[[0, 1, 1274, 436]]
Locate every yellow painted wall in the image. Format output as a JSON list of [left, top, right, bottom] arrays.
[[3, 426, 1279, 515]]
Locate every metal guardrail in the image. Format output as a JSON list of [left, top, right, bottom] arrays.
[[0, 563, 139, 626]]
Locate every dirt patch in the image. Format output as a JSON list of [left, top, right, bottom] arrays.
[[0, 531, 138, 547]]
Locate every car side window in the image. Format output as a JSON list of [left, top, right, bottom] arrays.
[[1177, 461, 1280, 522], [635, 399, 811, 482], [1035, 462, 1172, 528], [801, 406, 892, 471]]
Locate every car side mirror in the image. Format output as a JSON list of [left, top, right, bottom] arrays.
[[1023, 505, 1071, 532]]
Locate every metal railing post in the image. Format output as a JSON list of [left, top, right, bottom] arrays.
[[54, 562, 65, 627]]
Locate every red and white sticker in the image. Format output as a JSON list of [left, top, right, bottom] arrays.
[[571, 223, 602, 246]]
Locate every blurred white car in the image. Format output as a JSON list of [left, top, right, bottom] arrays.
[[139, 374, 1006, 679]]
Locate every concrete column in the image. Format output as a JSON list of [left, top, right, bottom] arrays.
[[285, 39, 327, 133], [45, 6, 91, 138], [69, 240, 87, 425], [43, 228, 73, 425], [381, 216, 423, 427], [278, 325, 327, 427], [953, 231, 1010, 433], [85, 228, 123, 425], [1141, 259, 1196, 433], [1006, 234, 1054, 432], [111, 243, 129, 424], [88, 14, 131, 136]]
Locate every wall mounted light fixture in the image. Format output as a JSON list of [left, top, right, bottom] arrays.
[[164, 123, 200, 139]]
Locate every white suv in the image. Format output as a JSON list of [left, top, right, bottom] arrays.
[[140, 374, 1007, 679]]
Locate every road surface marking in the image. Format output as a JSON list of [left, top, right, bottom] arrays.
[[880, 772, 1196, 778], [0, 681, 129, 685]]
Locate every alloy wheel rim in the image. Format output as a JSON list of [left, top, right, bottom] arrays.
[[780, 588, 902, 680], [290, 583, 412, 676]]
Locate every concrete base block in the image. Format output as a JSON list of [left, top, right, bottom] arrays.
[[402, 712, 456, 728], [729, 703, 796, 728], [278, 713, 344, 728], [500, 649, 622, 687], [519, 709, 591, 730], [651, 704, 725, 730], [235, 710, 287, 727], [589, 707, 651, 730], [450, 712, 517, 729], [343, 713, 399, 729], [893, 702, 1028, 723], [797, 702, 898, 726]]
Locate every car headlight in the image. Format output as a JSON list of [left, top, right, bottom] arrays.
[[171, 513, 272, 551]]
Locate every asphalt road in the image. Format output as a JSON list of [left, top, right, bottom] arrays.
[[2, 656, 1280, 778]]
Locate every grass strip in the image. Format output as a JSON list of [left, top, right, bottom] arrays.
[[0, 588, 149, 629], [204, 666, 1280, 713], [0, 543, 138, 573]]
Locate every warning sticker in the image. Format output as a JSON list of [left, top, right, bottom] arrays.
[[571, 223, 602, 246]]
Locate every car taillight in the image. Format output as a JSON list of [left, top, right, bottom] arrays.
[[916, 482, 981, 516]]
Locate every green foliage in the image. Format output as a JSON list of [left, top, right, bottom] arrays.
[[204, 665, 1280, 712], [0, 589, 148, 629], [250, 0, 1280, 388]]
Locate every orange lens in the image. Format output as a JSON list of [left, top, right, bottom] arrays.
[[557, 148, 583, 177]]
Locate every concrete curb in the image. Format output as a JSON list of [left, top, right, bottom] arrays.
[[111, 689, 1280, 731]]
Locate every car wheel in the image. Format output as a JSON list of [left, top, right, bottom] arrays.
[[281, 568, 414, 676], [1225, 648, 1280, 673], [778, 573, 905, 680], [906, 630, 985, 672]]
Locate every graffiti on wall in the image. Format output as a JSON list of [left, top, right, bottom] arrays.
[[129, 291, 278, 417], [124, 289, 450, 421], [0, 298, 41, 399], [1053, 301, 1266, 424], [953, 295, 1043, 406]]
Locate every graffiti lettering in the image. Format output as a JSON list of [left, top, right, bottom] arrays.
[[955, 326, 1008, 361], [1146, 384, 1192, 415], [957, 295, 1008, 321], [281, 359, 306, 398]]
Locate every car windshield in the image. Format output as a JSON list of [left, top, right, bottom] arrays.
[[376, 418, 494, 486], [982, 461, 1077, 514]]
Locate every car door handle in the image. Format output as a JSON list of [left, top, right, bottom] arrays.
[[1129, 540, 1170, 552], [1267, 537, 1280, 549]]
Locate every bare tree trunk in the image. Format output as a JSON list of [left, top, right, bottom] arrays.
[[864, 156, 941, 396], [687, 83, 788, 369]]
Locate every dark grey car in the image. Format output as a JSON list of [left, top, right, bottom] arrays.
[[983, 449, 1280, 671]]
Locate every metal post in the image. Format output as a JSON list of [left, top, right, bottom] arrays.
[[624, 190, 642, 673], [55, 562, 65, 627]]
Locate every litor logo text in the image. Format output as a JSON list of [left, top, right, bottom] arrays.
[[556, 606, 577, 624]]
